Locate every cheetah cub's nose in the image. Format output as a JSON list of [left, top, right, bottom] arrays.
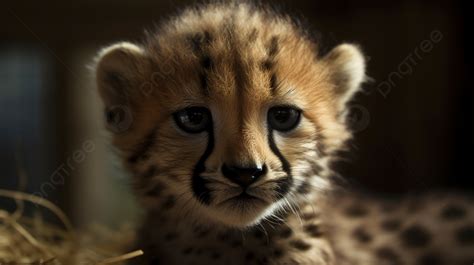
[[221, 164, 267, 188]]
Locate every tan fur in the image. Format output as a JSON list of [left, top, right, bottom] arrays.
[[94, 2, 473, 265]]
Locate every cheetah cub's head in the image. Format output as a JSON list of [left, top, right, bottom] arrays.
[[94, 4, 365, 228]]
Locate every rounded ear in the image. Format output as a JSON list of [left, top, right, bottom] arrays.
[[94, 42, 149, 133], [95, 42, 150, 106], [322, 43, 367, 112]]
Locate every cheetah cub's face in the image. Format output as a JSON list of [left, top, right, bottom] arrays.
[[95, 6, 365, 228]]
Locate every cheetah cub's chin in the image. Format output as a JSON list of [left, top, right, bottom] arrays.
[[202, 193, 274, 227]]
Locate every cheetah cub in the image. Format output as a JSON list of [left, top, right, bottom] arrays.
[[94, 2, 474, 265]]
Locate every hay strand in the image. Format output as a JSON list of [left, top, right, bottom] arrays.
[[96, 250, 144, 264], [0, 189, 75, 239], [0, 189, 143, 264]]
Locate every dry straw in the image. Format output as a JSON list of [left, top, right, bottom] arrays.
[[0, 189, 143, 265]]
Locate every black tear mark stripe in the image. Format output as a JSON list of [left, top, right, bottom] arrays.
[[128, 127, 158, 164], [272, 172, 291, 196], [191, 121, 214, 205], [268, 128, 293, 198]]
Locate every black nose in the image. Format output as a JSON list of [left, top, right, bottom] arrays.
[[221, 164, 266, 188]]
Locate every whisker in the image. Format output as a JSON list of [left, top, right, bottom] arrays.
[[287, 192, 304, 226], [258, 223, 270, 245]]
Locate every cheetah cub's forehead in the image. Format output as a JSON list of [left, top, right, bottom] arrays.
[[95, 3, 366, 227]]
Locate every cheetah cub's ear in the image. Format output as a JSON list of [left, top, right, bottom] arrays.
[[95, 42, 150, 132], [322, 44, 366, 115]]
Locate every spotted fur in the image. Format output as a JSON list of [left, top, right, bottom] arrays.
[[94, 2, 474, 265]]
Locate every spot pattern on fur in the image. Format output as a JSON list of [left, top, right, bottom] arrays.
[[380, 219, 402, 232], [278, 226, 293, 239], [304, 224, 323, 238], [345, 205, 369, 217], [375, 247, 401, 265], [128, 127, 158, 164], [455, 225, 474, 245], [352, 226, 372, 243], [440, 204, 466, 220], [400, 225, 432, 248], [272, 247, 284, 258], [145, 184, 164, 197], [417, 253, 442, 265], [162, 195, 176, 209], [289, 239, 312, 251], [141, 165, 158, 179]]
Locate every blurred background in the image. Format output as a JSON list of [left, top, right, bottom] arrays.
[[0, 0, 472, 227]]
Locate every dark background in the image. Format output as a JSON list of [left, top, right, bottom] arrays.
[[0, 0, 472, 222]]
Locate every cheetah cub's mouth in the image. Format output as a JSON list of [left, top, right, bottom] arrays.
[[212, 163, 291, 217], [200, 172, 294, 227]]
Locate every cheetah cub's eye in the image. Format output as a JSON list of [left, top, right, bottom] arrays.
[[173, 107, 212, 133], [268, 106, 302, 132]]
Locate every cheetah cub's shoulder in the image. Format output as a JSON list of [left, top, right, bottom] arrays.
[[94, 2, 474, 265]]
